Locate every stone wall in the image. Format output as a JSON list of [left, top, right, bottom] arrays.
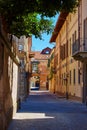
[[0, 26, 19, 130], [0, 44, 13, 130]]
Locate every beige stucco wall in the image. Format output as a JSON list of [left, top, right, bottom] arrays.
[[12, 62, 19, 115], [55, 7, 83, 98], [48, 48, 55, 93]]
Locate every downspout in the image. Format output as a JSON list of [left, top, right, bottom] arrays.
[[65, 18, 69, 99], [78, 0, 83, 102]]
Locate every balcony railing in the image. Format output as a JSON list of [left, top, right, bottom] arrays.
[[72, 39, 87, 61], [72, 39, 79, 54]]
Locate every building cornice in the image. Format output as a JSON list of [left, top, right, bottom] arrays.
[[50, 12, 68, 43]]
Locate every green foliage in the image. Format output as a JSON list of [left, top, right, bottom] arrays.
[[9, 13, 53, 38], [0, 0, 78, 38]]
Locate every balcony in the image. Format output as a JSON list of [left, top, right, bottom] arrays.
[[72, 39, 87, 62]]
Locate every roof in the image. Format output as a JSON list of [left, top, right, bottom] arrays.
[[50, 12, 68, 43], [41, 47, 52, 54]]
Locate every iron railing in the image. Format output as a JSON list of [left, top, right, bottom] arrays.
[[72, 39, 87, 55]]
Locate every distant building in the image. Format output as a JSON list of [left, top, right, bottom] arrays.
[[30, 47, 51, 90]]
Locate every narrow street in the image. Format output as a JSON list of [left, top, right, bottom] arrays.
[[8, 90, 87, 130]]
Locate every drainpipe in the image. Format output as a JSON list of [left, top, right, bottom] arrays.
[[78, 0, 85, 103], [65, 18, 69, 99]]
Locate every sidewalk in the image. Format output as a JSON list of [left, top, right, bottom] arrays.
[[54, 92, 82, 102]]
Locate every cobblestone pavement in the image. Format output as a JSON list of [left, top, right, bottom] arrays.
[[8, 90, 87, 130]]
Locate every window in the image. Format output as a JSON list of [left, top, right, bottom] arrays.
[[45, 50, 50, 54], [66, 40, 68, 57], [56, 76, 58, 86], [64, 44, 66, 59], [62, 74, 63, 85], [78, 69, 80, 84], [60, 44, 66, 60], [54, 54, 58, 66], [72, 34, 74, 43], [73, 69, 76, 84], [69, 70, 71, 85], [74, 31, 77, 43], [32, 63, 38, 73], [69, 38, 71, 55], [0, 43, 4, 79], [72, 31, 77, 44], [18, 44, 23, 51], [64, 73, 66, 85], [69, 14, 71, 22]]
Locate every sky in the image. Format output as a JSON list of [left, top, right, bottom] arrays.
[[31, 14, 59, 51]]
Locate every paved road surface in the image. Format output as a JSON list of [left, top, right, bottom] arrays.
[[8, 90, 87, 130]]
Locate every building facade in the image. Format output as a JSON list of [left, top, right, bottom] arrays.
[[0, 15, 31, 129], [13, 36, 31, 101], [50, 0, 87, 102], [48, 47, 55, 93], [30, 47, 51, 90], [0, 16, 20, 130]]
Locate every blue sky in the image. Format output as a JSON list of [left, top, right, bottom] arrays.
[[31, 14, 59, 51]]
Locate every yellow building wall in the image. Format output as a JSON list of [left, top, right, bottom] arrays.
[[55, 9, 83, 98], [48, 48, 55, 93]]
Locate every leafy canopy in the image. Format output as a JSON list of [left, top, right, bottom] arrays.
[[0, 0, 78, 38], [9, 13, 54, 39]]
